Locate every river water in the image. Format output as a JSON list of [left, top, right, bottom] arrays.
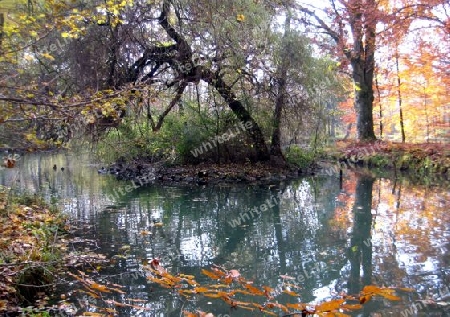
[[1, 152, 449, 316]]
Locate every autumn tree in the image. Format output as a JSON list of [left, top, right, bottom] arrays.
[[296, 0, 448, 142]]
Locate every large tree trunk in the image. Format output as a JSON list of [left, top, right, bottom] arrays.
[[350, 13, 377, 141], [351, 53, 376, 141]]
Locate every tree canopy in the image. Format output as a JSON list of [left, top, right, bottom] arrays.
[[0, 0, 448, 160]]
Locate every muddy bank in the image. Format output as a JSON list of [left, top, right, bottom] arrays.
[[323, 141, 450, 179], [101, 160, 314, 185]]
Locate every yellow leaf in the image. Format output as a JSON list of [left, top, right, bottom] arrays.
[[236, 14, 245, 22], [41, 53, 55, 61], [379, 293, 401, 301], [61, 32, 70, 38]]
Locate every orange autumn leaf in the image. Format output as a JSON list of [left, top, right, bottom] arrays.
[[201, 269, 221, 280], [315, 299, 345, 312], [341, 303, 363, 310], [379, 292, 401, 301], [90, 283, 111, 293], [243, 283, 264, 296], [179, 274, 196, 280], [259, 309, 278, 316], [264, 285, 274, 299], [362, 285, 380, 293], [185, 278, 198, 286], [283, 289, 299, 297], [207, 284, 229, 289], [264, 302, 289, 312], [194, 287, 211, 293], [203, 292, 223, 298], [362, 285, 400, 301], [211, 267, 227, 277]]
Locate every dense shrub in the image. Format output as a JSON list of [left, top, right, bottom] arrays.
[[284, 145, 316, 169]]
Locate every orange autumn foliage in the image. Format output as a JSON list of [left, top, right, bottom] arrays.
[[145, 261, 408, 316]]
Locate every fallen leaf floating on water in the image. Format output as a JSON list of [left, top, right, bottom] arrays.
[[243, 283, 265, 296], [144, 262, 405, 316], [315, 299, 345, 312], [283, 289, 299, 297], [361, 285, 401, 301], [201, 268, 221, 280]]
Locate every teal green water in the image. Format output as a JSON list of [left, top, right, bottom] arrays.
[[1, 152, 449, 316]]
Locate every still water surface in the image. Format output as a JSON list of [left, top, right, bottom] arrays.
[[1, 152, 449, 316]]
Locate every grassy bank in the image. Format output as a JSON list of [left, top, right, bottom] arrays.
[[322, 141, 450, 177], [0, 186, 69, 315]]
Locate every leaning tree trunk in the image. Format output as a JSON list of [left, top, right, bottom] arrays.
[[201, 68, 270, 161]]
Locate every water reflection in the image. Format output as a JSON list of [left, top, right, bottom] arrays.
[[348, 174, 374, 295], [1, 153, 449, 316]]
